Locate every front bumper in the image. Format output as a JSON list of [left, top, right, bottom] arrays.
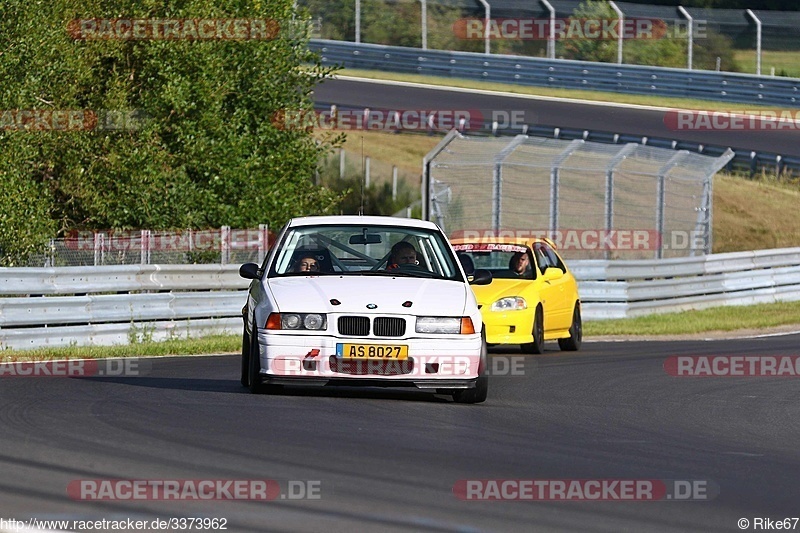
[[482, 308, 535, 345], [255, 331, 483, 386]]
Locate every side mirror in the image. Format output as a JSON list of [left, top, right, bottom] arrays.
[[542, 267, 564, 282], [469, 269, 492, 285], [239, 263, 260, 280]]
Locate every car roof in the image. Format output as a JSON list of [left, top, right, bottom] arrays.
[[287, 215, 440, 230]]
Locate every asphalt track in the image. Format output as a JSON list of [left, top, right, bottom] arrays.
[[313, 77, 800, 157], [2, 335, 800, 532]]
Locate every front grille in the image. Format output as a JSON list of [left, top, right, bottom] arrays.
[[374, 317, 406, 337], [338, 316, 370, 336]]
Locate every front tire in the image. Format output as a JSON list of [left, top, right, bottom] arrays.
[[247, 323, 264, 394], [558, 303, 582, 352], [240, 324, 250, 387], [453, 336, 488, 404], [521, 306, 544, 354]]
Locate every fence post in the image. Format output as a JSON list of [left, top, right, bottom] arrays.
[[550, 140, 584, 235], [392, 166, 398, 201], [140, 230, 151, 264], [221, 226, 230, 265], [258, 224, 269, 264], [678, 6, 693, 70], [93, 232, 104, 266], [605, 144, 637, 259], [355, 0, 361, 43], [419, 0, 427, 50], [746, 10, 762, 76], [609, 1, 624, 64]]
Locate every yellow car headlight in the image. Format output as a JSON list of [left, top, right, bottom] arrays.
[[490, 297, 527, 311]]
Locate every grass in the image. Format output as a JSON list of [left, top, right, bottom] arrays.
[[713, 173, 800, 253], [336, 68, 789, 112], [734, 50, 800, 78], [584, 301, 800, 336], [0, 335, 240, 362]]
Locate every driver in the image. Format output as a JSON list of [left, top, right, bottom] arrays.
[[387, 241, 420, 270]]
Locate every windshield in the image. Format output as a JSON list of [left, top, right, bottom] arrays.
[[452, 243, 536, 280], [268, 224, 463, 280]]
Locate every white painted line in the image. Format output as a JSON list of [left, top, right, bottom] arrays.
[[728, 329, 800, 340], [330, 74, 676, 112], [329, 74, 796, 125]]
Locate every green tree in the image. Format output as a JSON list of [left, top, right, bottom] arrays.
[[0, 0, 342, 265]]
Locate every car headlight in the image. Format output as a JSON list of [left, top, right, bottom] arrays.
[[303, 313, 325, 330], [267, 313, 327, 331], [490, 297, 527, 311], [416, 316, 475, 334]]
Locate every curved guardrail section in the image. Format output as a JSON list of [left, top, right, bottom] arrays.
[[3, 250, 800, 349], [310, 39, 800, 107]]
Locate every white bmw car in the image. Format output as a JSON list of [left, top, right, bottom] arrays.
[[238, 215, 491, 403]]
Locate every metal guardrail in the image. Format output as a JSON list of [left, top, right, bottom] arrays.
[[3, 249, 800, 349], [0, 264, 248, 350], [310, 40, 800, 107], [574, 247, 800, 319]]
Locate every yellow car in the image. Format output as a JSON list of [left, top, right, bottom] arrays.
[[451, 237, 581, 353]]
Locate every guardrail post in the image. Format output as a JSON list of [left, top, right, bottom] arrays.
[[340, 148, 346, 179], [365, 156, 371, 188]]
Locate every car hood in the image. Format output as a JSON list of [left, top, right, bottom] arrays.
[[470, 279, 532, 307], [267, 276, 469, 315]]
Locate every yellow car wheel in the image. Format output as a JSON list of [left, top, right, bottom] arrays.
[[558, 304, 582, 352], [521, 305, 544, 354]]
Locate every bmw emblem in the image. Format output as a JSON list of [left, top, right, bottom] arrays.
[[366, 303, 378, 309]]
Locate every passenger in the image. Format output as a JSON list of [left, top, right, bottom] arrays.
[[387, 241, 420, 270], [509, 251, 532, 278], [293, 255, 319, 273], [458, 253, 475, 275]]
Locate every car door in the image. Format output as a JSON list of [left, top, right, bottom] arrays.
[[532, 243, 565, 333]]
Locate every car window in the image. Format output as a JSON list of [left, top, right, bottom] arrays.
[[533, 243, 551, 274], [267, 224, 463, 280], [541, 243, 566, 273], [451, 243, 536, 280]]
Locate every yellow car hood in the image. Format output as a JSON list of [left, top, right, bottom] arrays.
[[470, 278, 532, 307]]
